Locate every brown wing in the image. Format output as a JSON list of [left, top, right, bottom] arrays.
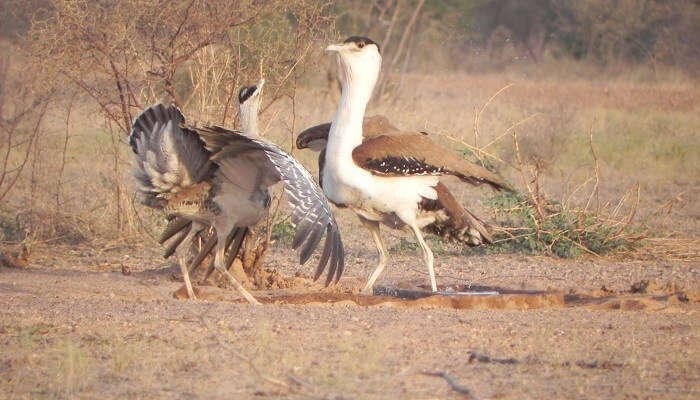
[[296, 115, 399, 149], [352, 133, 513, 191]]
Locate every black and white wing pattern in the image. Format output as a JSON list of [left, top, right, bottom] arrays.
[[128, 103, 214, 206], [199, 125, 345, 285], [262, 144, 345, 286]]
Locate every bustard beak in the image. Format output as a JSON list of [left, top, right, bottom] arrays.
[[325, 43, 345, 53]]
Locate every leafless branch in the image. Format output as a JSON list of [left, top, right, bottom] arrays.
[[421, 371, 474, 399]]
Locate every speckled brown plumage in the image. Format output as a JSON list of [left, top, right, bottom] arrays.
[[352, 133, 513, 191]]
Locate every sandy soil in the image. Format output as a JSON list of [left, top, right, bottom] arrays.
[[1, 234, 698, 400]]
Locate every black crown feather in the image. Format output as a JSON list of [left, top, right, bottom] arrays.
[[238, 85, 257, 104], [343, 36, 380, 54]]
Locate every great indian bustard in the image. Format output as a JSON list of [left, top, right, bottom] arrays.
[[297, 116, 496, 247], [320, 36, 513, 294], [129, 87, 344, 304], [157, 80, 280, 282]]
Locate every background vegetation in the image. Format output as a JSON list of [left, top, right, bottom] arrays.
[[0, 0, 697, 262]]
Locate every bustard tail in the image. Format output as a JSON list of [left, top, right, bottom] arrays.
[[421, 183, 494, 247]]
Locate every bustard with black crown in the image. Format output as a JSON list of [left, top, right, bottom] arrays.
[[129, 79, 344, 304], [321, 36, 513, 293], [296, 116, 497, 269]]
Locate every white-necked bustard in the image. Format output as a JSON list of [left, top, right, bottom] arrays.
[[129, 82, 344, 304], [296, 116, 497, 275], [319, 36, 513, 294]]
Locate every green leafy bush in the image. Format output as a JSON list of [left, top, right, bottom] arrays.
[[483, 192, 643, 258], [271, 219, 295, 246]]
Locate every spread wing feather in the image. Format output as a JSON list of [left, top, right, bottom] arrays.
[[197, 124, 345, 284], [261, 145, 345, 284]]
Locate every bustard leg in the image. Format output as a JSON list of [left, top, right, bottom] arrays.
[[176, 230, 199, 300], [359, 216, 388, 295], [214, 230, 261, 305], [407, 222, 437, 292]]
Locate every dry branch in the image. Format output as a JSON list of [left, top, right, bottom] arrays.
[[421, 371, 474, 398]]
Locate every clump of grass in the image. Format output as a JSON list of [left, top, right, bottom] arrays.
[[460, 148, 498, 173], [483, 191, 644, 258], [388, 238, 418, 253], [0, 210, 29, 242], [16, 323, 52, 353], [435, 89, 652, 259], [271, 218, 295, 245], [51, 339, 91, 396], [109, 336, 140, 376]]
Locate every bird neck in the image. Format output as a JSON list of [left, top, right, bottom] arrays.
[[326, 74, 375, 165], [239, 103, 259, 136]]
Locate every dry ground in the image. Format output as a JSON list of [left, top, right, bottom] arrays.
[[1, 230, 698, 399]]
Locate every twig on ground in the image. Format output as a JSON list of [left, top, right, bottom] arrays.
[[230, 348, 292, 390], [288, 375, 313, 389], [467, 351, 518, 365], [421, 371, 474, 398]]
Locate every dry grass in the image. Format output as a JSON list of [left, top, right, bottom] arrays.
[[1, 315, 398, 399]]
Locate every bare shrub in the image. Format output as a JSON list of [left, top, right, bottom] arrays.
[[0, 42, 55, 243], [7, 0, 334, 281], [433, 85, 656, 259]]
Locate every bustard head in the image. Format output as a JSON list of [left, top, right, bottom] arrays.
[[238, 78, 265, 136], [326, 36, 381, 99], [296, 126, 328, 151]]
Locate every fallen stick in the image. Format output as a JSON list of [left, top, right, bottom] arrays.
[[421, 371, 474, 399], [467, 351, 518, 365]]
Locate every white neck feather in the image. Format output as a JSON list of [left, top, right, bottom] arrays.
[[239, 101, 259, 137], [326, 54, 380, 167]]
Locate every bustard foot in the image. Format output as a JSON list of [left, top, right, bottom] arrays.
[[185, 285, 198, 300], [430, 281, 438, 292]]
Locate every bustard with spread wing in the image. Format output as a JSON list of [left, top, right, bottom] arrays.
[[320, 36, 513, 293], [157, 80, 283, 281], [129, 85, 344, 304]]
